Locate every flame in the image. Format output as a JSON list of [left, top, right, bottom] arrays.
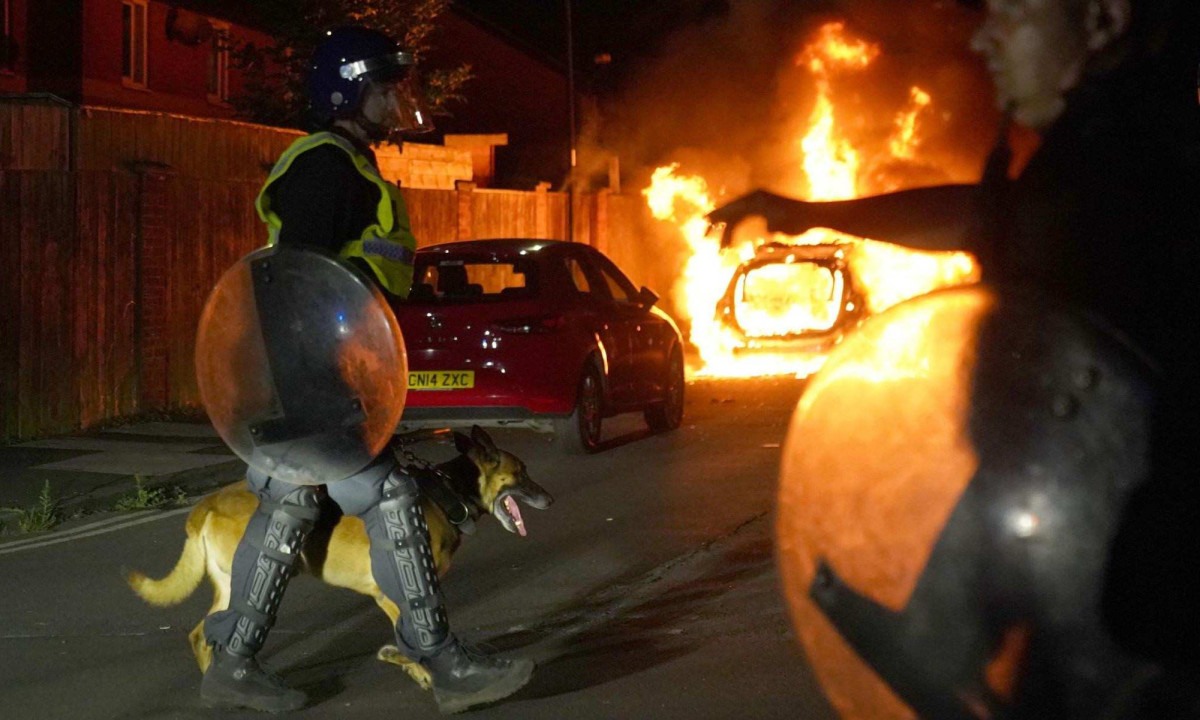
[[891, 87, 933, 160], [799, 21, 878, 201], [801, 21, 879, 76], [646, 22, 979, 379]]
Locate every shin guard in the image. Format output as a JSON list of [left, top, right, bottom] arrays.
[[369, 468, 450, 659], [207, 486, 320, 657]]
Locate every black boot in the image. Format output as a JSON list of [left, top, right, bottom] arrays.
[[367, 468, 534, 713], [201, 648, 307, 713], [424, 639, 535, 714], [201, 485, 319, 712]]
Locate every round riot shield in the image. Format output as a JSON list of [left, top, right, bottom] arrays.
[[777, 285, 1158, 719], [196, 246, 407, 485]]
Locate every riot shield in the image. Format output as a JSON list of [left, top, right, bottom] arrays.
[[196, 246, 407, 485], [776, 285, 1157, 719]]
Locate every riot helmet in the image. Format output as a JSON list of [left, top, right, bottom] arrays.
[[308, 26, 433, 134]]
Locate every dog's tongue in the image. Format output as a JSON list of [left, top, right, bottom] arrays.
[[503, 496, 526, 537]]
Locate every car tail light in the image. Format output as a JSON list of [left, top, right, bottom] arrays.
[[492, 314, 566, 334]]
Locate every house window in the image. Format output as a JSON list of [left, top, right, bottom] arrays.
[[207, 22, 230, 103], [2, 0, 15, 71], [122, 0, 148, 87]]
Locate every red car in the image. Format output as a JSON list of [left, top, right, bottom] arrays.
[[390, 239, 686, 453]]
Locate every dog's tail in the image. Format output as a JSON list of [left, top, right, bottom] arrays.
[[125, 508, 209, 607]]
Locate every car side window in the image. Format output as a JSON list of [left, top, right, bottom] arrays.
[[565, 257, 594, 295], [592, 255, 638, 305], [600, 269, 632, 303]]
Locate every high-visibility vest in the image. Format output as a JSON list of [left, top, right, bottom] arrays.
[[256, 131, 416, 298]]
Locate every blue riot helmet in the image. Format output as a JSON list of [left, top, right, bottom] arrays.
[[308, 26, 433, 134]]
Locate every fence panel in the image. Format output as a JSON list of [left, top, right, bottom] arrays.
[[73, 170, 141, 428], [76, 108, 298, 180], [402, 188, 459, 247], [0, 101, 71, 170], [0, 172, 95, 438], [10, 173, 78, 436], [546, 192, 569, 241], [166, 177, 263, 408], [471, 189, 541, 239], [0, 173, 16, 436]]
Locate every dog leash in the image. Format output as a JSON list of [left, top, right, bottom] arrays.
[[390, 432, 478, 536]]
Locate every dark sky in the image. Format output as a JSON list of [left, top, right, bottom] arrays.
[[455, 0, 737, 88]]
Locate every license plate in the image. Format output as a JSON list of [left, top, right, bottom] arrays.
[[408, 370, 475, 390]]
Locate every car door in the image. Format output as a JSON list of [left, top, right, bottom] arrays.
[[585, 251, 656, 407], [562, 249, 637, 406]]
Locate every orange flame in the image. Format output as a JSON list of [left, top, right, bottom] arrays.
[[646, 22, 979, 379], [799, 22, 879, 200], [891, 86, 933, 160]]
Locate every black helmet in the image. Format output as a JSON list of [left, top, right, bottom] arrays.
[[307, 26, 432, 132]]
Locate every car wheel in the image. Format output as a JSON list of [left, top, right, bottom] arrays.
[[645, 349, 685, 432], [555, 364, 604, 454]]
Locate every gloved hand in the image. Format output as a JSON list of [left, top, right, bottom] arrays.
[[706, 189, 815, 247]]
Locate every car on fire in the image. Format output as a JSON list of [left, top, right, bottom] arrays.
[[390, 239, 686, 454], [714, 242, 866, 354]]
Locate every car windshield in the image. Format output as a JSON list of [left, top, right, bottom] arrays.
[[407, 257, 537, 303]]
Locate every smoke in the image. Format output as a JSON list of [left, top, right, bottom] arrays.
[[580, 0, 998, 196]]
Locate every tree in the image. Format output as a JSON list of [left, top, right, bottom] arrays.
[[228, 0, 472, 134]]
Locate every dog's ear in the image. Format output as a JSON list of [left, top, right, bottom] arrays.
[[453, 431, 474, 455], [471, 425, 499, 454]]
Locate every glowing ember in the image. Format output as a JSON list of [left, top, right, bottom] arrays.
[[646, 21, 979, 379]]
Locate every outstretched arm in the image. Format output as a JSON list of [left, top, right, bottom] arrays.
[[708, 184, 982, 253]]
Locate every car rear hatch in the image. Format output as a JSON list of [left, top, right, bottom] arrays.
[[392, 253, 570, 408]]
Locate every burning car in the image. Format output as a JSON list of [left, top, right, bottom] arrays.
[[714, 242, 866, 354]]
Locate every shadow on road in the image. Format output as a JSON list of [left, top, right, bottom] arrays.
[[491, 524, 782, 699]]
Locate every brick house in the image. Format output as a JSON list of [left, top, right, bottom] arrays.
[[0, 0, 572, 188]]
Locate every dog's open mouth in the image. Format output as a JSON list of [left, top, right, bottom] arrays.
[[493, 484, 552, 537], [502, 495, 526, 536]]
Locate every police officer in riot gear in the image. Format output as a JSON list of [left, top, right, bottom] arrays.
[[199, 27, 534, 714]]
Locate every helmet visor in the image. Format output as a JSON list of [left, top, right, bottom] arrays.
[[339, 51, 415, 81], [365, 72, 434, 134]]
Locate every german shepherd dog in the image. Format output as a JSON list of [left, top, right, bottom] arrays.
[[126, 426, 552, 691]]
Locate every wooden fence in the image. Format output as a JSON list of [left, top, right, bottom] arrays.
[[0, 170, 657, 439]]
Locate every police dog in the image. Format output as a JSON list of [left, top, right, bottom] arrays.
[[126, 426, 552, 690]]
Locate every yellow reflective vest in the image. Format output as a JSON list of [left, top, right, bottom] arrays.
[[256, 131, 416, 298]]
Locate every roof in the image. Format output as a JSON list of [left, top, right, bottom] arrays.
[[159, 0, 281, 32], [419, 239, 570, 257]]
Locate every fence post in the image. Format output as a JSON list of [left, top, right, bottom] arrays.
[[535, 182, 549, 239], [455, 180, 475, 241], [592, 188, 610, 254], [133, 162, 174, 412]]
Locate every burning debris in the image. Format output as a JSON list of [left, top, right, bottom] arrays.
[[644, 21, 980, 379]]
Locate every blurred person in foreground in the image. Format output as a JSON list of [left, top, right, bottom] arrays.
[[711, 0, 1200, 698]]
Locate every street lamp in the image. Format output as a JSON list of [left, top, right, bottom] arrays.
[[565, 0, 576, 241]]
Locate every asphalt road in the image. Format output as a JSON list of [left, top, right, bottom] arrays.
[[0, 377, 839, 720]]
